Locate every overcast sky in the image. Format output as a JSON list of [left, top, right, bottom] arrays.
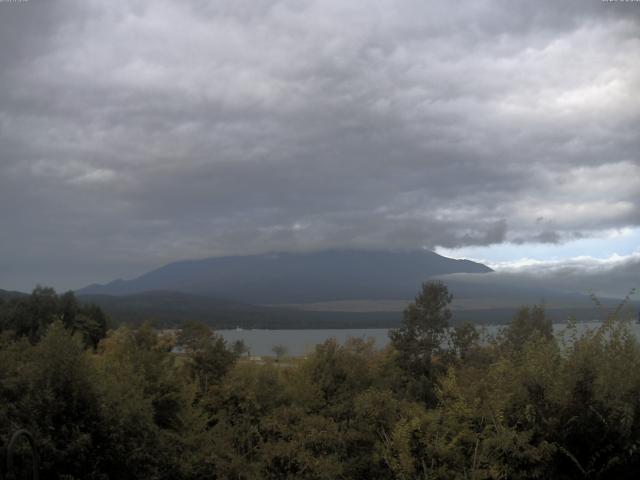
[[1, 0, 638, 293]]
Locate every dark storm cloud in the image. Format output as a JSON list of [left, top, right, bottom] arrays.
[[0, 0, 639, 290]]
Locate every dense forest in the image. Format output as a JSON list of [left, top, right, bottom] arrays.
[[1, 283, 640, 479]]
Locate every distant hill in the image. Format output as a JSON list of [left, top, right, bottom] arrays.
[[0, 288, 27, 300], [77, 290, 401, 329], [77, 249, 492, 303], [6, 272, 635, 330], [76, 289, 637, 329], [27, 249, 638, 328]]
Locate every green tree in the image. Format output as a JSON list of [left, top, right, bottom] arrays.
[[95, 323, 210, 479], [178, 320, 237, 392], [389, 280, 453, 404], [501, 305, 553, 353], [450, 321, 481, 362], [177, 320, 213, 352], [232, 339, 250, 357], [22, 321, 103, 478], [0, 287, 107, 347], [75, 303, 108, 349], [272, 344, 287, 361]]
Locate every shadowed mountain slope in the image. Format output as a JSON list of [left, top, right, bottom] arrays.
[[78, 249, 492, 303]]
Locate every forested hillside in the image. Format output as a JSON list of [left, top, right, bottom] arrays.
[[2, 283, 640, 478], [76, 290, 400, 329]]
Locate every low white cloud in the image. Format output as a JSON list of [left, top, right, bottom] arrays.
[[445, 251, 640, 299], [487, 251, 640, 274]]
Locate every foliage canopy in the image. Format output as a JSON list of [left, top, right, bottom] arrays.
[[1, 284, 640, 479]]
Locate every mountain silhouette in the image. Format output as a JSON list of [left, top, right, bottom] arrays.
[[77, 249, 492, 303]]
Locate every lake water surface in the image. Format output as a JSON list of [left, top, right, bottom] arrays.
[[217, 321, 637, 356]]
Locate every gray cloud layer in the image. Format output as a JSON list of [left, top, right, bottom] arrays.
[[1, 0, 639, 290], [441, 252, 640, 299]]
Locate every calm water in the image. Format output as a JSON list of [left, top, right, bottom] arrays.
[[217, 321, 637, 356]]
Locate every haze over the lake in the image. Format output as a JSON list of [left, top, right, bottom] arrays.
[[1, 0, 638, 294]]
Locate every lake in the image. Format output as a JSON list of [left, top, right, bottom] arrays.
[[217, 321, 635, 356]]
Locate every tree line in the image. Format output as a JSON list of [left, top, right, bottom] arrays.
[[1, 282, 639, 479]]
